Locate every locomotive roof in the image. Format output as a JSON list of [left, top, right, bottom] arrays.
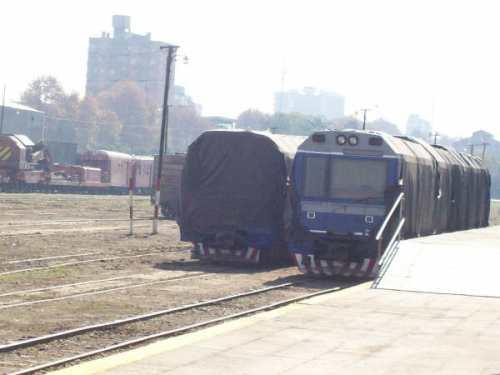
[[7, 134, 35, 147], [299, 129, 404, 158], [300, 129, 487, 173]]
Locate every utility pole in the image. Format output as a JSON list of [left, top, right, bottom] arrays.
[[362, 108, 368, 130], [467, 142, 489, 159], [0, 85, 5, 135], [153, 45, 178, 234], [431, 132, 438, 145]]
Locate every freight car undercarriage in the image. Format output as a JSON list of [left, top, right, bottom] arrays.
[[190, 229, 290, 265]]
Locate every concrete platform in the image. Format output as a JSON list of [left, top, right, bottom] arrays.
[[376, 225, 500, 297], [52, 226, 500, 375]]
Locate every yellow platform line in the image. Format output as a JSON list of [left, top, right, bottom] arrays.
[[50, 282, 370, 375]]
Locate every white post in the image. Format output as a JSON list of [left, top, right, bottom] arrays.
[[129, 177, 134, 235], [153, 187, 160, 234]]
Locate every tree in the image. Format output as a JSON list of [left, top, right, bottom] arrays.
[[97, 81, 153, 152], [96, 110, 123, 148], [331, 116, 363, 130], [169, 106, 212, 153], [406, 114, 432, 140], [21, 76, 82, 142], [76, 96, 99, 149], [367, 118, 402, 135], [236, 109, 270, 130], [20, 76, 66, 115]]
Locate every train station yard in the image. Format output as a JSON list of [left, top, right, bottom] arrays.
[[0, 193, 498, 374], [0, 193, 349, 374]]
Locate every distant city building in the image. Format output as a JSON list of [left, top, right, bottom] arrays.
[[174, 85, 202, 115], [406, 114, 432, 140], [274, 87, 344, 119], [86, 15, 171, 106], [0, 102, 45, 141]]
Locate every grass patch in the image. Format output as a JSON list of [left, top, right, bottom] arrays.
[[0, 266, 72, 282]]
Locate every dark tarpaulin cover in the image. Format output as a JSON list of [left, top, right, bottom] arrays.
[[179, 130, 297, 248]]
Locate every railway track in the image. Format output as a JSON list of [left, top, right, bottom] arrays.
[[0, 217, 154, 229], [0, 272, 208, 310], [0, 252, 168, 277], [0, 247, 191, 278], [0, 221, 161, 237], [1, 245, 189, 268], [1, 282, 351, 375]]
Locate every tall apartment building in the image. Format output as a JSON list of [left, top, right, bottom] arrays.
[[86, 15, 171, 106], [274, 87, 345, 119]]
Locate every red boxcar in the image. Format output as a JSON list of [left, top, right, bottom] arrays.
[[132, 156, 154, 190], [80, 150, 132, 188]]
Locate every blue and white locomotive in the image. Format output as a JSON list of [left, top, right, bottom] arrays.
[[289, 129, 490, 278]]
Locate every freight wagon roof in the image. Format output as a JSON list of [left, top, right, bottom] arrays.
[[203, 129, 306, 160], [90, 150, 132, 160], [255, 131, 307, 159], [133, 155, 154, 161]]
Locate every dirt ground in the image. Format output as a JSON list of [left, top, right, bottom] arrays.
[[0, 193, 309, 374], [0, 193, 498, 374]]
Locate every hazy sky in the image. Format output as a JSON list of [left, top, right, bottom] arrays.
[[0, 0, 499, 139]]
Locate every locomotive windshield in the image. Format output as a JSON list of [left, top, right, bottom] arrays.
[[330, 158, 387, 201], [303, 156, 387, 202]]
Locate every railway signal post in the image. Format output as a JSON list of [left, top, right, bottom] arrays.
[[129, 176, 134, 235], [153, 44, 179, 234]]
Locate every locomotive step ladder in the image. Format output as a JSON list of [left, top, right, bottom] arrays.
[[372, 192, 405, 288]]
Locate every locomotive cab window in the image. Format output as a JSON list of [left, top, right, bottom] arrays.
[[302, 155, 388, 203], [303, 156, 328, 198], [330, 158, 387, 202]]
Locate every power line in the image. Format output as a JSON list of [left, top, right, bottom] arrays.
[[466, 142, 489, 159]]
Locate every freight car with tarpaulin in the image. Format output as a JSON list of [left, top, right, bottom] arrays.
[[289, 130, 490, 278], [179, 130, 305, 265]]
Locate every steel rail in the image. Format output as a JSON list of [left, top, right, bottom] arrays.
[[1, 246, 189, 266], [0, 252, 170, 277], [2, 252, 100, 265], [0, 217, 155, 228], [8, 285, 345, 375], [0, 223, 153, 237], [0, 272, 207, 310], [0, 274, 141, 297], [0, 282, 295, 353]]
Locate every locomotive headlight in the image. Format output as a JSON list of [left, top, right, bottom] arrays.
[[336, 135, 347, 145], [348, 135, 359, 146]]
